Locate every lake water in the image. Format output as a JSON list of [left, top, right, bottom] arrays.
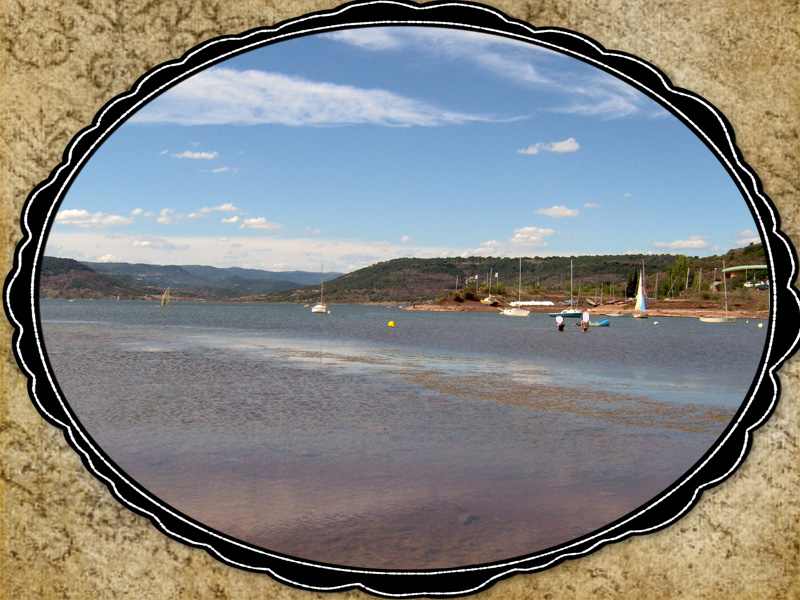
[[39, 299, 768, 569]]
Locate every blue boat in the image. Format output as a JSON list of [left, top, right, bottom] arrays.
[[589, 320, 610, 327]]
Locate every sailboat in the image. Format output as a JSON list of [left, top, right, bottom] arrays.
[[549, 259, 582, 317], [311, 262, 328, 313], [699, 260, 736, 323], [632, 267, 648, 318], [159, 287, 170, 307], [502, 258, 530, 316], [480, 268, 500, 305]]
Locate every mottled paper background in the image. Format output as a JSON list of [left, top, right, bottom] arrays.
[[1, 1, 797, 598]]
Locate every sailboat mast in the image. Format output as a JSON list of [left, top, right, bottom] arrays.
[[642, 259, 646, 298], [320, 261, 324, 304], [722, 260, 729, 316], [570, 259, 574, 307]]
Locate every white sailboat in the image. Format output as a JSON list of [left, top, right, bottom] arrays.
[[502, 258, 530, 317], [311, 262, 328, 313], [632, 267, 648, 318], [160, 287, 170, 307], [480, 268, 500, 305], [700, 260, 736, 323]]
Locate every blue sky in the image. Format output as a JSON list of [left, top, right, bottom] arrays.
[[47, 26, 760, 273]]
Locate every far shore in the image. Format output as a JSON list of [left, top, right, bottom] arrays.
[[402, 298, 769, 320], [41, 295, 770, 320]]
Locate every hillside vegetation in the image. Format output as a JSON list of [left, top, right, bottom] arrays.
[[39, 257, 342, 300], [39, 257, 158, 299], [252, 244, 768, 305], [40, 244, 768, 306]]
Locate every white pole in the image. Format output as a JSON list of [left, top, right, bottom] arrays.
[[570, 259, 574, 306], [723, 261, 729, 316]]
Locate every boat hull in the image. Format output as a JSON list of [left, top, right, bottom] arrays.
[[311, 304, 327, 313], [589, 320, 610, 327], [501, 308, 530, 317], [699, 316, 737, 323], [548, 311, 582, 317]]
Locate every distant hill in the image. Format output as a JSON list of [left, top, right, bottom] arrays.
[[253, 254, 677, 304], [39, 257, 158, 299], [41, 244, 766, 303], [252, 244, 767, 305], [81, 261, 341, 291], [40, 257, 345, 300], [200, 275, 302, 295], [179, 264, 338, 286]]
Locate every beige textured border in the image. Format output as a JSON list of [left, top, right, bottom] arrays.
[[1, 1, 798, 598]]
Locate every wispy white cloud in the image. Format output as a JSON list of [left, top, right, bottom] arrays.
[[47, 225, 568, 273], [131, 236, 188, 251], [324, 28, 404, 51], [47, 231, 458, 272], [470, 226, 557, 256], [583, 203, 601, 208], [325, 27, 660, 119], [55, 209, 135, 229], [734, 230, 761, 246], [200, 203, 239, 214], [221, 216, 240, 224], [130, 67, 503, 128], [156, 208, 184, 224], [199, 166, 240, 174], [510, 226, 557, 245], [400, 235, 411, 243], [518, 137, 580, 155], [535, 205, 580, 218], [172, 150, 219, 159], [239, 217, 284, 231], [651, 235, 709, 251]]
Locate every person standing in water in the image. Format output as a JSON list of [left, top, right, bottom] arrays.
[[556, 315, 565, 331], [581, 310, 590, 332]]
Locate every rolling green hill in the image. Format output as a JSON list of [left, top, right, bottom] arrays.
[[39, 257, 159, 299], [252, 244, 767, 305], [40, 244, 767, 303], [82, 261, 341, 288]]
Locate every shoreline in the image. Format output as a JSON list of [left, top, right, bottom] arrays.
[[41, 296, 769, 320], [402, 299, 769, 320]]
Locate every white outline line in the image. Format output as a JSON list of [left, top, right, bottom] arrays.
[[5, 1, 798, 596]]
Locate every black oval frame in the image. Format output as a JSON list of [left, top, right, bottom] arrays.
[[4, 0, 799, 596]]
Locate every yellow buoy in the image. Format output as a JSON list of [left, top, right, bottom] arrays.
[[758, 323, 763, 328], [388, 321, 395, 328]]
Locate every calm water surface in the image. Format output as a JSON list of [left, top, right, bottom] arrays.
[[40, 299, 768, 568]]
